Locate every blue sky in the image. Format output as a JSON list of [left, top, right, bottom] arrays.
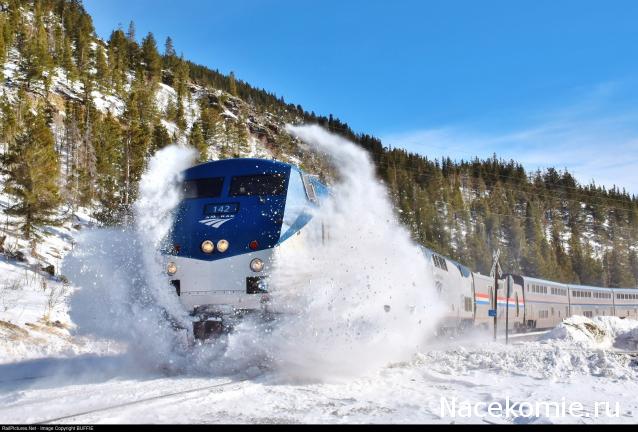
[[84, 0, 638, 194]]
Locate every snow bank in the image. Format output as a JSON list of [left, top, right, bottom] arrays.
[[0, 320, 120, 364], [418, 316, 638, 383], [543, 315, 638, 351]]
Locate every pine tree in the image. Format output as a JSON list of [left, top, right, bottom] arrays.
[[228, 71, 238, 96], [0, 16, 6, 80], [141, 32, 161, 83], [164, 36, 176, 58], [1, 106, 61, 240], [126, 20, 136, 43], [163, 36, 177, 80], [151, 122, 172, 152], [629, 248, 638, 287], [93, 112, 124, 224], [189, 122, 207, 162], [94, 44, 109, 89], [121, 88, 152, 213], [232, 116, 250, 156], [175, 96, 186, 131]]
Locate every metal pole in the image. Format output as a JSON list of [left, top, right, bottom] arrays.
[[493, 271, 498, 342], [505, 275, 511, 345], [491, 248, 501, 343]]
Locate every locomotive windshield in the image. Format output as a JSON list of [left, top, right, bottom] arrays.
[[229, 173, 287, 196], [182, 177, 224, 199]]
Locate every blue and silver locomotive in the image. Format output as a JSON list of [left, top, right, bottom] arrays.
[[164, 158, 327, 339]]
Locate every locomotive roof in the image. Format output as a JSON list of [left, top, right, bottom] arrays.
[[183, 158, 298, 179]]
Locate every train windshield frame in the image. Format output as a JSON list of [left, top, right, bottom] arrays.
[[229, 173, 287, 197], [182, 177, 224, 199]]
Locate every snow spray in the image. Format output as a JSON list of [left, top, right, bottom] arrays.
[[222, 125, 445, 382], [63, 127, 444, 380], [64, 145, 197, 370]]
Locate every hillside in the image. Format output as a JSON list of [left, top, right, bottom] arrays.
[[0, 0, 636, 289]]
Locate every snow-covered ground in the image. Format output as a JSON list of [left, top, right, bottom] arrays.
[[0, 316, 637, 424], [0, 179, 120, 364]]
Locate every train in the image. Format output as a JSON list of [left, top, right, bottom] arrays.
[[163, 158, 638, 339], [163, 158, 328, 338], [423, 248, 638, 335]]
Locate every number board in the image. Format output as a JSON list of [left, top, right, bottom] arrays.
[[204, 203, 240, 216]]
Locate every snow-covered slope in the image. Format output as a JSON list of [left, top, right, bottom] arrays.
[[0, 195, 121, 364]]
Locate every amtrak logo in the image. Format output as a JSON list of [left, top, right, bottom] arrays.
[[199, 215, 234, 228]]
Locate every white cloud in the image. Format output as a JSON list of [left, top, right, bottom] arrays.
[[381, 85, 638, 195]]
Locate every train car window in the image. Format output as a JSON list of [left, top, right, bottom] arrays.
[[229, 173, 287, 196], [301, 174, 318, 203], [515, 294, 519, 317], [433, 255, 448, 271], [182, 177, 224, 199]]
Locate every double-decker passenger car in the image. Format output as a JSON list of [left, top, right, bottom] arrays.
[[612, 288, 638, 319], [515, 276, 570, 329], [568, 284, 614, 319]]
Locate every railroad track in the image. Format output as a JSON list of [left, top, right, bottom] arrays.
[[33, 378, 247, 424]]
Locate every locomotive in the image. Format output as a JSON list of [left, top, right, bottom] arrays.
[[163, 158, 327, 339], [164, 158, 638, 339]]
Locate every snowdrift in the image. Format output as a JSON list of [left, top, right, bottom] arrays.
[[419, 316, 638, 382], [543, 315, 638, 351]]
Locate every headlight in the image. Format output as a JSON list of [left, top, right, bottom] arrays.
[[217, 239, 229, 253], [250, 258, 264, 273], [167, 262, 177, 275], [201, 240, 214, 254]]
